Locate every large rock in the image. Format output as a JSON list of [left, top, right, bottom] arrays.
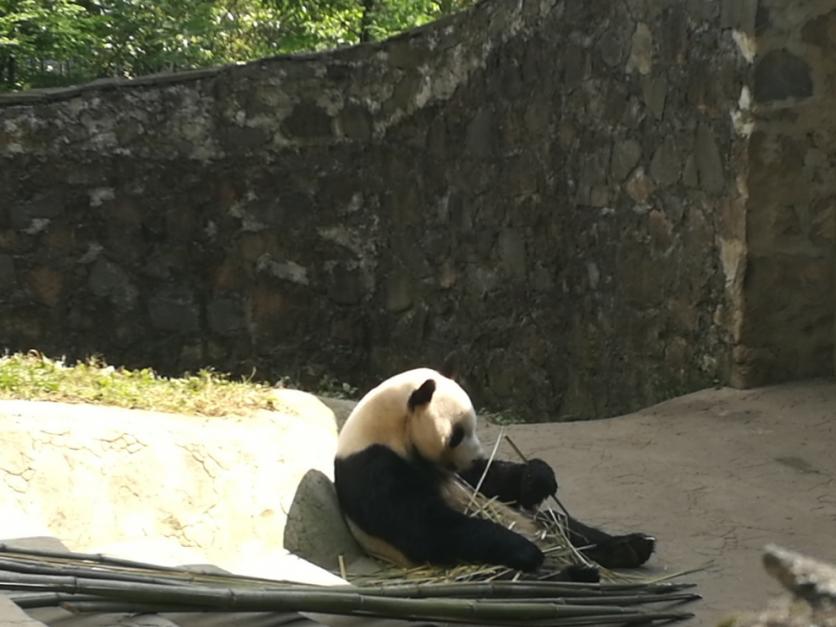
[[733, 545, 836, 626], [0, 390, 342, 581]]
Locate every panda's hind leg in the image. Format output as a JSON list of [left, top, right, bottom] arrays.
[[564, 516, 655, 569]]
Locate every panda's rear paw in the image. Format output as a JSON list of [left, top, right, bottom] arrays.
[[583, 533, 655, 569], [559, 564, 600, 582]]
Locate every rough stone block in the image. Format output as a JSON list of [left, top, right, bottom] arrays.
[[327, 264, 366, 305], [721, 0, 758, 32], [148, 291, 200, 333], [89, 258, 138, 310], [280, 103, 333, 140], [627, 23, 653, 75], [599, 22, 632, 68], [650, 137, 681, 187], [802, 9, 836, 50], [694, 124, 724, 194], [563, 43, 588, 87], [683, 154, 699, 188], [26, 266, 62, 307], [222, 125, 272, 151], [625, 167, 656, 203], [648, 209, 674, 249], [465, 108, 496, 159], [611, 139, 642, 182], [10, 192, 64, 229], [338, 104, 372, 141], [754, 49, 813, 103], [207, 297, 246, 336], [641, 74, 667, 120], [0, 254, 15, 288], [385, 272, 414, 313], [499, 229, 527, 278]]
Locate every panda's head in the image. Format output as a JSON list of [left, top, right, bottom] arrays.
[[405, 374, 483, 473]]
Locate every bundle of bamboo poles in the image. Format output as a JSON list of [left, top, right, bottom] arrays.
[[0, 544, 698, 625]]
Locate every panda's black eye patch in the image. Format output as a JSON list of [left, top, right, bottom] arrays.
[[449, 424, 465, 448]]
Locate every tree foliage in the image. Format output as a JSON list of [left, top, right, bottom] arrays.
[[0, 0, 474, 91]]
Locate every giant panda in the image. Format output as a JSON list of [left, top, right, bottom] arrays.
[[334, 368, 655, 576]]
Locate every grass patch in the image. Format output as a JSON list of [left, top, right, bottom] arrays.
[[0, 352, 280, 416]]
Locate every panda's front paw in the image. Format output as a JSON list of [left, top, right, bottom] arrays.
[[505, 537, 545, 572], [518, 459, 558, 509], [583, 533, 656, 569]]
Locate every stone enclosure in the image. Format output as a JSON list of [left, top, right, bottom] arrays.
[[0, 0, 833, 420]]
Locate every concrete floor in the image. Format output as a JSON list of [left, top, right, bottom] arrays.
[[487, 380, 836, 626]]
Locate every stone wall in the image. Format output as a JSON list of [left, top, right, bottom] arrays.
[[731, 0, 836, 387], [0, 0, 829, 420]]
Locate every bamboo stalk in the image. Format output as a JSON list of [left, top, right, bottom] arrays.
[[0, 551, 303, 591], [0, 545, 189, 572], [0, 557, 193, 587], [333, 580, 698, 598], [465, 427, 505, 514], [0, 573, 692, 622]]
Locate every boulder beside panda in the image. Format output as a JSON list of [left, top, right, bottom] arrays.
[[334, 368, 654, 579]]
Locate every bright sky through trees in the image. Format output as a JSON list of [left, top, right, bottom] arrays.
[[0, 0, 474, 90]]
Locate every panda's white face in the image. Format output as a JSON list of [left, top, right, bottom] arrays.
[[408, 378, 483, 472]]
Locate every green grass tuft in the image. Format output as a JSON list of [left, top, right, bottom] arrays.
[[0, 352, 280, 416]]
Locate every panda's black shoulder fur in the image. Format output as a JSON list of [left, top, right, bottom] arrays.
[[334, 444, 544, 571]]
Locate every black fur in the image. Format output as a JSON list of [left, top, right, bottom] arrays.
[[407, 379, 436, 410], [459, 458, 557, 509], [561, 515, 655, 569], [334, 445, 544, 572], [461, 457, 655, 569]]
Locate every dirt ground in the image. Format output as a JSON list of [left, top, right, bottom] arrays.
[[481, 379, 836, 626]]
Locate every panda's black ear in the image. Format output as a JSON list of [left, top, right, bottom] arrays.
[[408, 379, 436, 411]]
